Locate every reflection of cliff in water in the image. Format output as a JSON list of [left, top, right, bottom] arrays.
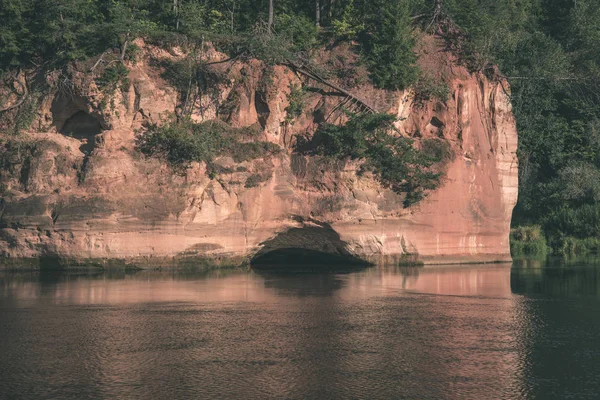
[[2, 264, 515, 306], [256, 271, 348, 297], [511, 260, 600, 297]]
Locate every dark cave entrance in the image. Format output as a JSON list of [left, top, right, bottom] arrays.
[[250, 221, 370, 271], [60, 111, 103, 154], [255, 91, 270, 129]]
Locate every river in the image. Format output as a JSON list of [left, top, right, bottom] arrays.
[[1, 261, 599, 399]]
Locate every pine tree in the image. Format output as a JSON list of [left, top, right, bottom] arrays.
[[362, 0, 418, 90]]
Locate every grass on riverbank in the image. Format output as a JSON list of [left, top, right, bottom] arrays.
[[550, 236, 600, 258], [511, 225, 600, 259], [510, 225, 549, 260]]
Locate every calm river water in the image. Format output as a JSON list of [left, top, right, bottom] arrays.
[[1, 261, 599, 399]]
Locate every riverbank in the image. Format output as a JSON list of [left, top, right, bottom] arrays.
[[511, 225, 600, 259]]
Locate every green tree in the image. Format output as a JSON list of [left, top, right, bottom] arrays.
[[361, 0, 418, 90], [330, 0, 363, 40], [314, 113, 445, 207]]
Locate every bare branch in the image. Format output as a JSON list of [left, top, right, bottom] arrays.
[[0, 77, 28, 113], [90, 51, 108, 72]]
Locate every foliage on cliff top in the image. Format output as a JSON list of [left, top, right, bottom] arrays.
[[359, 0, 418, 91], [0, 0, 424, 91], [308, 112, 447, 207], [135, 118, 279, 173]]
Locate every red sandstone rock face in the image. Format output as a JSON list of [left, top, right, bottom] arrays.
[[0, 40, 517, 268]]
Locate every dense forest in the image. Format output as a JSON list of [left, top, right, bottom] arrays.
[[1, 0, 599, 256]]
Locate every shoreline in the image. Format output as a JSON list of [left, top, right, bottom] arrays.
[[0, 254, 514, 271]]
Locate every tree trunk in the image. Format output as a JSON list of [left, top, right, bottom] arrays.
[[231, 2, 235, 33], [316, 0, 320, 27], [120, 33, 130, 62], [427, 0, 444, 31], [173, 0, 180, 30], [434, 0, 443, 16], [268, 0, 274, 33]]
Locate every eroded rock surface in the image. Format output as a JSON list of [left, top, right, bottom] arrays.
[[0, 39, 518, 269]]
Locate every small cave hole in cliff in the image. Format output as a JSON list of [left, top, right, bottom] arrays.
[[429, 116, 444, 129], [60, 111, 103, 154], [255, 91, 270, 129], [250, 223, 370, 271]]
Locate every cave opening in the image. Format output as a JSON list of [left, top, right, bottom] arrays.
[[255, 91, 270, 129], [250, 221, 370, 271], [60, 110, 103, 154], [429, 116, 444, 128]]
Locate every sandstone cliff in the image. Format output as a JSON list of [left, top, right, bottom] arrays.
[[0, 38, 518, 269]]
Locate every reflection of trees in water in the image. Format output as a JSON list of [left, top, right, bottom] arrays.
[[512, 259, 544, 270], [511, 263, 600, 297], [511, 263, 600, 399]]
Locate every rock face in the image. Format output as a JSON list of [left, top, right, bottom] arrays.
[[0, 40, 518, 269]]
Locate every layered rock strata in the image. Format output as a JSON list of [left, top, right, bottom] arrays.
[[0, 40, 518, 269]]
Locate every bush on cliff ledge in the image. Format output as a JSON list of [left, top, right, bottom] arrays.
[[136, 118, 279, 173], [311, 113, 447, 207]]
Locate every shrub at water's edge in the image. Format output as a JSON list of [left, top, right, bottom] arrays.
[[510, 226, 549, 260], [550, 236, 600, 258], [511, 225, 600, 259]]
